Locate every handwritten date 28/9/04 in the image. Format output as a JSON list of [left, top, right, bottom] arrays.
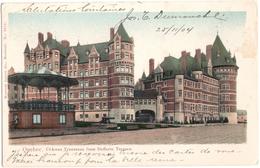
[[155, 25, 194, 35]]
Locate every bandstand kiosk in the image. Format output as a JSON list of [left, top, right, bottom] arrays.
[[8, 67, 78, 129]]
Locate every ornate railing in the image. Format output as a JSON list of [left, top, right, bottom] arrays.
[[9, 100, 75, 112]]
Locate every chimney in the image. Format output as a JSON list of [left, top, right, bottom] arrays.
[[206, 45, 212, 60], [149, 58, 154, 74], [195, 49, 201, 56], [38, 32, 44, 44], [181, 50, 186, 57], [47, 32, 53, 39], [61, 40, 70, 48], [110, 28, 114, 40], [186, 52, 190, 56]]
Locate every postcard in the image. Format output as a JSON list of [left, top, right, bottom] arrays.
[[1, 0, 258, 167]]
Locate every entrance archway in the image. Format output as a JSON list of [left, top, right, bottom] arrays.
[[135, 110, 155, 122]]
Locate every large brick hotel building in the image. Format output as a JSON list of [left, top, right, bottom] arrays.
[[22, 24, 238, 123]]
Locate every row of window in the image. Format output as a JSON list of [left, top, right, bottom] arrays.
[[79, 102, 108, 110], [79, 68, 108, 77], [109, 42, 133, 51], [219, 105, 236, 113], [120, 76, 134, 85], [220, 84, 230, 90], [120, 100, 134, 109], [115, 52, 133, 60], [27, 62, 59, 71], [115, 64, 134, 73], [215, 68, 236, 73], [79, 113, 107, 119], [32, 114, 66, 124], [202, 75, 219, 85], [220, 94, 236, 101], [121, 114, 134, 121], [79, 90, 108, 98], [120, 88, 134, 97], [217, 74, 236, 81], [183, 103, 218, 113], [134, 99, 156, 105], [79, 79, 107, 88], [29, 51, 58, 60], [66, 67, 108, 77]]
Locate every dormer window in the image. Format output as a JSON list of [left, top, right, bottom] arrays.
[[86, 51, 89, 55], [105, 48, 109, 53]]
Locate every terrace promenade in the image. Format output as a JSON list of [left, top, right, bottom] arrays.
[[10, 124, 246, 144]]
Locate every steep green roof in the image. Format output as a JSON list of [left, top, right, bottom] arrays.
[[73, 42, 109, 64], [24, 43, 30, 53], [116, 23, 132, 43], [41, 37, 109, 65], [160, 56, 180, 77], [211, 34, 237, 67], [142, 34, 237, 82]]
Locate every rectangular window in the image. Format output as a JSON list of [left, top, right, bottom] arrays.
[[95, 102, 100, 109], [95, 91, 100, 97], [116, 43, 120, 50], [85, 103, 89, 110], [116, 66, 120, 72], [80, 92, 84, 98], [103, 103, 108, 109], [95, 80, 99, 86], [103, 91, 107, 97], [32, 114, 41, 124], [178, 90, 182, 97], [103, 80, 107, 86], [80, 103, 84, 110], [178, 78, 182, 85], [125, 53, 129, 59], [121, 101, 125, 108], [80, 71, 84, 77], [126, 114, 130, 120], [59, 114, 66, 124], [121, 114, 125, 120], [80, 81, 84, 88], [85, 81, 89, 87], [85, 91, 89, 98], [95, 114, 99, 118]]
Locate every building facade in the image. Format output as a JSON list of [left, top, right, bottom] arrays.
[[22, 24, 238, 124], [23, 24, 134, 123], [137, 34, 238, 124]]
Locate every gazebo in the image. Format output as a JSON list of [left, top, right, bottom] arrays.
[[8, 67, 78, 129]]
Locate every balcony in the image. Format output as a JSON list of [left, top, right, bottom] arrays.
[[9, 100, 75, 112]]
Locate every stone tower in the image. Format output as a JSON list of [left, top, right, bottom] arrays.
[[108, 23, 135, 122], [211, 34, 238, 124]]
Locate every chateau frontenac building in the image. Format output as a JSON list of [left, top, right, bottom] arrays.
[[24, 24, 135, 122], [136, 34, 238, 124], [22, 23, 238, 124]]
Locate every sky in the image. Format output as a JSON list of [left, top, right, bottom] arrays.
[[6, 10, 255, 110]]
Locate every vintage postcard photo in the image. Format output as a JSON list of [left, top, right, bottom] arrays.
[[1, 0, 258, 167]]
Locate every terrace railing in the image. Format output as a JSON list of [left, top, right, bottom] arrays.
[[9, 100, 75, 112]]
